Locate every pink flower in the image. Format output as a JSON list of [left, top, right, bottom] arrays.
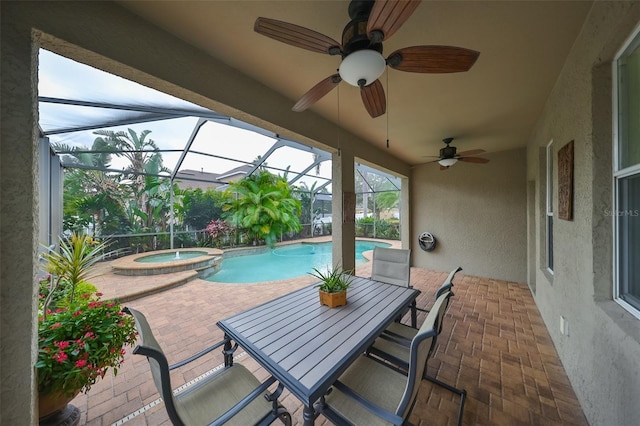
[[75, 359, 87, 368], [95, 292, 103, 297], [73, 310, 83, 317], [53, 351, 68, 363], [55, 341, 70, 350], [50, 322, 62, 329]]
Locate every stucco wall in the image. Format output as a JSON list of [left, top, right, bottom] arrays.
[[526, 2, 640, 425], [411, 148, 527, 283], [0, 5, 40, 424]]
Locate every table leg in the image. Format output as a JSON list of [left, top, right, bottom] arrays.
[[302, 405, 316, 426], [223, 334, 233, 367], [411, 300, 417, 328]]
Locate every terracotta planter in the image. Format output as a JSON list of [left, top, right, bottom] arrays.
[[319, 290, 347, 308], [38, 390, 80, 425]]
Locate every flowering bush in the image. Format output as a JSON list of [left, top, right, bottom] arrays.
[[37, 292, 137, 396], [204, 218, 235, 247], [205, 218, 233, 239]]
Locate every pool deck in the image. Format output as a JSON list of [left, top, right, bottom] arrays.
[[74, 237, 588, 426]]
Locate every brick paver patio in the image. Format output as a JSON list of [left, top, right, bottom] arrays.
[[71, 247, 587, 425]]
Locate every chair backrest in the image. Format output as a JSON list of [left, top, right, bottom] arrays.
[[433, 267, 460, 335], [371, 247, 411, 287], [435, 266, 463, 299], [125, 307, 184, 426], [395, 290, 452, 419]]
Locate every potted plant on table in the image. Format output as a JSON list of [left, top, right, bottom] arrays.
[[37, 233, 137, 424], [309, 264, 353, 308]]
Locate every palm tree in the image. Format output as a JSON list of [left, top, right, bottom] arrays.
[[93, 129, 172, 231], [53, 142, 128, 235], [222, 170, 301, 247]]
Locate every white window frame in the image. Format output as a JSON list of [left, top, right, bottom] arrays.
[[546, 140, 554, 274], [613, 22, 640, 320]]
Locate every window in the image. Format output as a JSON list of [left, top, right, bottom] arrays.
[[614, 26, 640, 317], [546, 140, 554, 274]]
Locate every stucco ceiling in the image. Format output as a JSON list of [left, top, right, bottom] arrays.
[[118, 0, 593, 166]]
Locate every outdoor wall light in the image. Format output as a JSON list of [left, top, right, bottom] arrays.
[[339, 50, 386, 87], [438, 158, 459, 167]]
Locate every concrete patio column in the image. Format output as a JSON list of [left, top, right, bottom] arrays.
[[400, 177, 410, 250], [332, 147, 355, 272], [1, 4, 40, 423]]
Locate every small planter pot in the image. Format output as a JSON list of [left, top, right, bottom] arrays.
[[319, 290, 347, 308]]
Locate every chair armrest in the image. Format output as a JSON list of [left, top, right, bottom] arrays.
[[331, 380, 404, 425], [210, 376, 277, 426], [169, 338, 237, 370]]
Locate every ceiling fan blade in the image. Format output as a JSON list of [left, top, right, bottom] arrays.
[[292, 74, 342, 112], [459, 156, 490, 163], [387, 45, 480, 73], [255, 17, 342, 55], [456, 149, 486, 157], [360, 79, 386, 118], [367, 0, 422, 42]]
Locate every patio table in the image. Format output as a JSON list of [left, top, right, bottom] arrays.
[[216, 276, 420, 425]]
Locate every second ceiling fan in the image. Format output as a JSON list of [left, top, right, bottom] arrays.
[[425, 138, 490, 170], [254, 0, 480, 118]]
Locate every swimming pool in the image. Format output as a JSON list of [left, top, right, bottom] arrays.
[[207, 240, 390, 283]]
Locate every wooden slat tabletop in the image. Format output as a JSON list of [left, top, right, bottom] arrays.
[[217, 276, 420, 407]]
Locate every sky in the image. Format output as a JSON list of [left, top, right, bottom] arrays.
[[37, 49, 333, 189]]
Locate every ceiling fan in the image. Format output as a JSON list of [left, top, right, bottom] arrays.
[[254, 0, 480, 118], [425, 138, 489, 170]]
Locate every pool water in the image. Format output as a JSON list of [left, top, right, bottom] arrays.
[[207, 241, 390, 283], [134, 250, 208, 263]]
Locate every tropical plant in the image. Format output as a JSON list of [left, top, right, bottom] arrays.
[[310, 264, 353, 294], [204, 218, 235, 247], [375, 191, 400, 215], [222, 170, 302, 247], [40, 233, 109, 308], [54, 142, 129, 235], [182, 188, 225, 230], [293, 181, 317, 229], [39, 275, 98, 310], [93, 128, 173, 232], [37, 233, 137, 398]]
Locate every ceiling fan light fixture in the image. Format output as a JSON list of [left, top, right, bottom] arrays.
[[339, 49, 386, 87], [438, 158, 458, 167]]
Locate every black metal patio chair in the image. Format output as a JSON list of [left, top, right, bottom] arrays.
[[124, 307, 291, 426]]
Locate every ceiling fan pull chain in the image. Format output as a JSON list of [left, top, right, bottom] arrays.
[[337, 83, 341, 157], [386, 71, 390, 149]]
